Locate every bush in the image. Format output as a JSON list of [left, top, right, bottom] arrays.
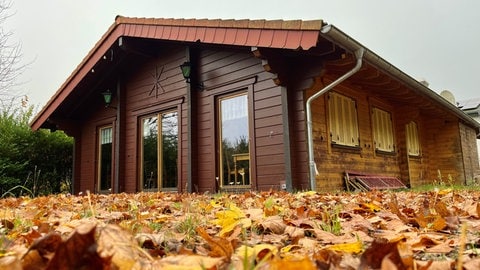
[[0, 100, 73, 196]]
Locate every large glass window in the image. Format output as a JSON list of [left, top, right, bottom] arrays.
[[98, 126, 113, 192], [372, 107, 395, 153], [219, 93, 250, 187], [141, 111, 178, 191], [328, 92, 360, 147]]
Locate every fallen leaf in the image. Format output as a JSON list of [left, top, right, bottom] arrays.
[[97, 224, 149, 269], [0, 256, 22, 270], [196, 227, 233, 259], [259, 215, 286, 234], [326, 240, 363, 254], [46, 222, 105, 270]]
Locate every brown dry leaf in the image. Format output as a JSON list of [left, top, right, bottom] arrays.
[[21, 232, 62, 270], [152, 254, 225, 270], [411, 235, 443, 251], [0, 256, 22, 270], [425, 239, 454, 253], [284, 225, 305, 238], [259, 215, 286, 234], [298, 238, 318, 250], [359, 238, 404, 269], [45, 222, 105, 270], [431, 216, 447, 231], [434, 201, 451, 217], [312, 249, 344, 269], [27, 231, 62, 257], [196, 227, 233, 259], [97, 224, 150, 269], [463, 257, 480, 270], [477, 202, 480, 218], [22, 250, 46, 270], [388, 197, 412, 225]]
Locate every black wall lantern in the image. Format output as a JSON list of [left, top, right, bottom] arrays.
[[180, 61, 204, 89], [101, 89, 113, 108], [180, 61, 192, 83]]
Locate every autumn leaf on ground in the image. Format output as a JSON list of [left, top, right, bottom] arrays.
[[211, 203, 251, 236], [45, 222, 106, 270], [266, 255, 316, 270], [97, 224, 154, 270], [2, 190, 480, 269], [326, 240, 363, 254], [196, 227, 233, 260]]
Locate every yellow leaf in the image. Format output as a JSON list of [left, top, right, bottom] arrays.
[[296, 191, 317, 197], [438, 188, 452, 195], [268, 256, 316, 270], [359, 202, 381, 212], [326, 240, 363, 254], [235, 244, 277, 259], [280, 244, 301, 253], [211, 203, 250, 236]]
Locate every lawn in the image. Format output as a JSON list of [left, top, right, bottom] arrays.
[[1, 188, 480, 269]]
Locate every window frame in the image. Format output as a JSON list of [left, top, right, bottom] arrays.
[[97, 125, 113, 193], [217, 91, 251, 189], [139, 109, 179, 192]]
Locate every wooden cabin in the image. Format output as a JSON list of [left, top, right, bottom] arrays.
[[31, 16, 480, 194]]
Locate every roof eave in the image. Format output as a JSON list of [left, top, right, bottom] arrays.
[[320, 24, 480, 133]]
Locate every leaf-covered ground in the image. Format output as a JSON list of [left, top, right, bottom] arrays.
[[1, 189, 480, 269]]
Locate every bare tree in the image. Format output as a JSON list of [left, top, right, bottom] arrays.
[[0, 0, 26, 110]]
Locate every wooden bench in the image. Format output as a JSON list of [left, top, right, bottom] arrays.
[[344, 171, 407, 192]]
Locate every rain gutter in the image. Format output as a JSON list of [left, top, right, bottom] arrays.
[[305, 44, 364, 191], [307, 24, 480, 190]]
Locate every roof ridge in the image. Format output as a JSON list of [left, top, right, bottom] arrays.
[[114, 15, 323, 30]]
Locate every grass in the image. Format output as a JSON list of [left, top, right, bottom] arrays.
[[320, 205, 342, 236]]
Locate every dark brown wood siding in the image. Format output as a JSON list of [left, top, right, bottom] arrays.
[[193, 47, 287, 192], [123, 47, 187, 193], [77, 110, 116, 194]]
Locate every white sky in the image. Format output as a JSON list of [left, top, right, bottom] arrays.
[[5, 0, 480, 109]]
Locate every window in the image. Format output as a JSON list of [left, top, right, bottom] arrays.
[[218, 93, 250, 187], [328, 92, 360, 147], [406, 121, 420, 156], [372, 107, 395, 152], [98, 126, 113, 192], [141, 111, 178, 191]]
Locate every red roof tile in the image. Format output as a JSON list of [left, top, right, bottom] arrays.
[[114, 16, 322, 49]]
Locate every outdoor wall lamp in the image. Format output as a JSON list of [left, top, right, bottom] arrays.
[[101, 89, 116, 108], [180, 61, 204, 89], [180, 61, 192, 83]]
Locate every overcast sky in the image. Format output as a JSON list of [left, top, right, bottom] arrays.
[[5, 0, 480, 109]]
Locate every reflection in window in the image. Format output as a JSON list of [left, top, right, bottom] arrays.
[[219, 93, 250, 187], [98, 126, 112, 192], [141, 111, 178, 191]]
